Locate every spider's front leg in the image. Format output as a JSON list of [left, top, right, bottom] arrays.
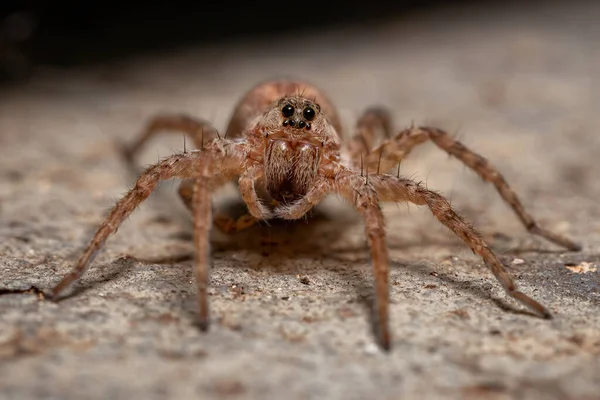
[[119, 114, 255, 235], [343, 184, 392, 351], [51, 139, 247, 330], [369, 173, 552, 319], [275, 176, 392, 350], [239, 166, 275, 220]]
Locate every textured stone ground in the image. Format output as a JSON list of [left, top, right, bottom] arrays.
[[1, 2, 599, 399]]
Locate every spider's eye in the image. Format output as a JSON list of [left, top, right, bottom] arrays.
[[302, 107, 315, 121], [282, 104, 295, 118]]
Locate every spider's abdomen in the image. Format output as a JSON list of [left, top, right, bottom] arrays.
[[264, 139, 319, 203]]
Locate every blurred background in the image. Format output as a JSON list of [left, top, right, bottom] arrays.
[[0, 0, 484, 83], [1, 0, 597, 226]]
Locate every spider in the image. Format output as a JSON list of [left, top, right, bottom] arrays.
[[49, 79, 581, 351]]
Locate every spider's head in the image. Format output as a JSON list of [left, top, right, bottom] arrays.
[[256, 90, 342, 151], [276, 97, 320, 132], [260, 95, 332, 140]]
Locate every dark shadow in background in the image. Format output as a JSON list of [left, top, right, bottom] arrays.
[[0, 0, 480, 84]]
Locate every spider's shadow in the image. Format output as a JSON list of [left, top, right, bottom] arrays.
[[404, 261, 539, 318], [151, 195, 541, 335], [52, 256, 137, 301]]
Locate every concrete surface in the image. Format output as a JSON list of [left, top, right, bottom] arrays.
[[1, 2, 600, 399]]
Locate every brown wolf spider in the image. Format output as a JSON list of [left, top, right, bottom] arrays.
[[50, 79, 581, 351]]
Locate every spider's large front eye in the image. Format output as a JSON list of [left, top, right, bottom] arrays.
[[282, 104, 295, 118], [303, 107, 315, 121]]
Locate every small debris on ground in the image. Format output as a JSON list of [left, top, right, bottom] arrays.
[[364, 342, 380, 356], [565, 262, 597, 274], [448, 309, 470, 320]]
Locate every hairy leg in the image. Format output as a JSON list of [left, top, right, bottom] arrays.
[[273, 181, 329, 220], [120, 114, 220, 163], [178, 178, 257, 234], [360, 126, 580, 251], [347, 186, 391, 351], [192, 172, 212, 329], [122, 114, 252, 234], [369, 173, 552, 318], [238, 166, 273, 220], [275, 175, 391, 350], [278, 161, 553, 348], [51, 140, 247, 307], [346, 107, 393, 166]]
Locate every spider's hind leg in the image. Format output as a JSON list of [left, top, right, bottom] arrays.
[[120, 114, 220, 166], [362, 126, 581, 251], [346, 107, 394, 167]]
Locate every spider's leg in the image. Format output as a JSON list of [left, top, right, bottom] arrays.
[[120, 114, 240, 227], [369, 173, 552, 319], [191, 165, 211, 329], [346, 107, 393, 167], [51, 140, 247, 327], [120, 114, 220, 165], [324, 171, 391, 351], [178, 177, 256, 234], [238, 166, 275, 220], [270, 172, 392, 350], [272, 181, 329, 220], [271, 170, 398, 351], [272, 167, 392, 350], [362, 126, 580, 251]]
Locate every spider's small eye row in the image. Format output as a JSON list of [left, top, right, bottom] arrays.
[[282, 119, 311, 130]]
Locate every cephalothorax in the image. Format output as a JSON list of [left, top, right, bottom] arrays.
[[50, 79, 581, 350]]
